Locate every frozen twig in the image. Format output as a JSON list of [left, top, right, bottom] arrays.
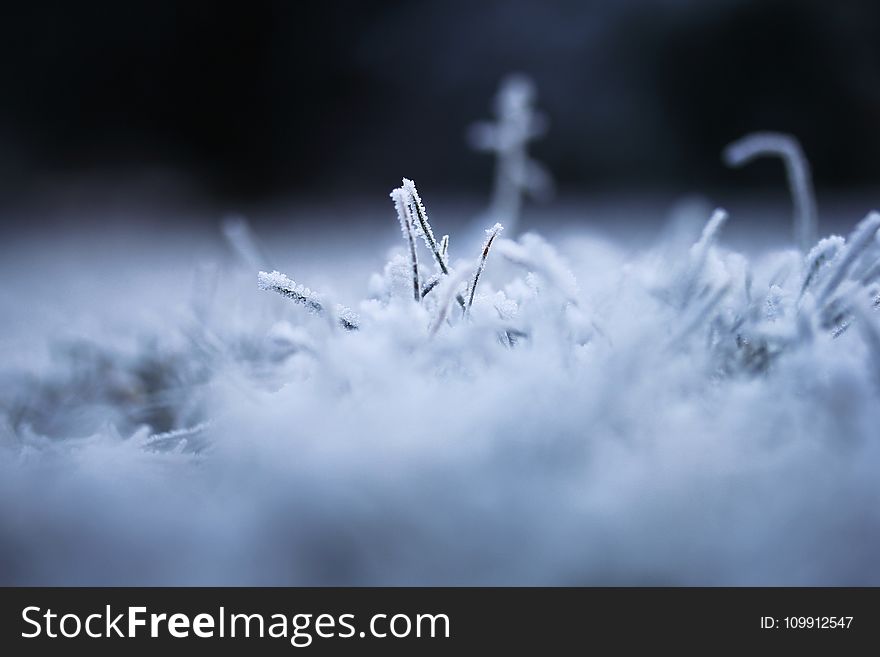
[[390, 187, 421, 302], [861, 259, 880, 286], [143, 421, 212, 453], [428, 269, 470, 337], [800, 236, 844, 299], [466, 223, 504, 314], [817, 213, 880, 305], [397, 178, 465, 308], [421, 273, 442, 299], [258, 270, 359, 330], [723, 132, 817, 252], [679, 208, 728, 308], [852, 302, 880, 390], [468, 74, 550, 234], [401, 178, 448, 274], [692, 208, 728, 256], [495, 233, 579, 304], [222, 215, 272, 270]]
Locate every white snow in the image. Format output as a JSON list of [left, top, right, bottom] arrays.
[[1, 197, 879, 586]]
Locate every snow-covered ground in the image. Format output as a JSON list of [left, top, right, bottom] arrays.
[[1, 190, 879, 585]]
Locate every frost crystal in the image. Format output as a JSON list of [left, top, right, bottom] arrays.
[[390, 187, 421, 301], [817, 213, 880, 305], [466, 223, 504, 313], [258, 270, 359, 330], [258, 270, 323, 314], [401, 178, 448, 274], [393, 179, 466, 309], [800, 235, 844, 298]]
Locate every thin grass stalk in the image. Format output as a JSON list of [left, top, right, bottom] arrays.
[[466, 223, 504, 314], [391, 187, 421, 302], [723, 132, 817, 252]]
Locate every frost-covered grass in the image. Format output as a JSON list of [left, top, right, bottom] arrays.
[[1, 77, 879, 584], [1, 184, 879, 585]]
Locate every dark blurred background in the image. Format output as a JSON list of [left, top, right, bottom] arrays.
[[1, 0, 879, 211]]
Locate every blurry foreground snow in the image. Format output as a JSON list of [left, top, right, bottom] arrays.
[[0, 194, 879, 585]]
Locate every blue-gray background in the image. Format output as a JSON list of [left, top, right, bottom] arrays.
[[0, 0, 879, 215]]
